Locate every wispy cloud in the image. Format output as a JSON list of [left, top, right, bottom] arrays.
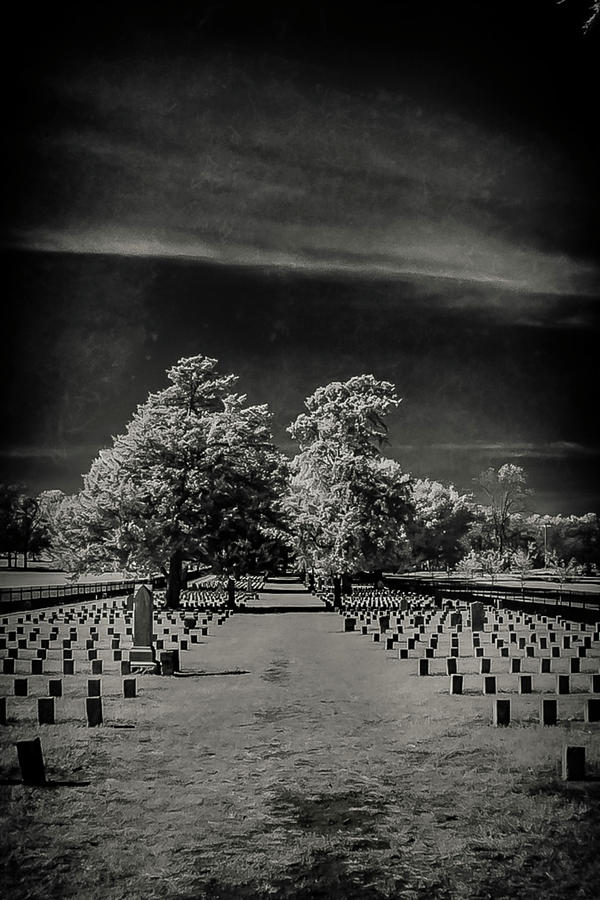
[[7, 52, 599, 297], [0, 445, 100, 461], [391, 441, 599, 460], [12, 224, 599, 297]]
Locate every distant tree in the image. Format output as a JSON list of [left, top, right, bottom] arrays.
[[511, 543, 536, 598], [474, 464, 532, 555], [285, 375, 412, 603], [534, 513, 600, 572], [546, 550, 583, 603], [408, 477, 474, 570], [0, 484, 51, 569], [0, 484, 22, 567], [54, 355, 288, 607], [477, 548, 507, 589], [455, 549, 480, 581]]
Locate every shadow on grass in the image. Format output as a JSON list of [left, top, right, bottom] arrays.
[[174, 670, 251, 677], [268, 788, 387, 834], [185, 849, 398, 900], [0, 779, 91, 787]]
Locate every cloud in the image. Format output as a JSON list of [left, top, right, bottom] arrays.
[[11, 224, 599, 297], [0, 445, 100, 461], [7, 52, 599, 298], [391, 442, 599, 460]]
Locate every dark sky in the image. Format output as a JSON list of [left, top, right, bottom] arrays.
[[2, 1, 599, 513]]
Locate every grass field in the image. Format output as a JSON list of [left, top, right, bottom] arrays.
[[1, 583, 600, 899]]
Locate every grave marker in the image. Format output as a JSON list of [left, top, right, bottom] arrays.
[[470, 601, 485, 632], [38, 698, 55, 725], [17, 738, 46, 784], [86, 697, 103, 727], [130, 585, 157, 673], [493, 699, 511, 726], [584, 699, 600, 723], [541, 698, 557, 726], [450, 674, 463, 694], [562, 745, 585, 780]]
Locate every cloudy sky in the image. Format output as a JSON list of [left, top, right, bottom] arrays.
[[2, 2, 599, 512]]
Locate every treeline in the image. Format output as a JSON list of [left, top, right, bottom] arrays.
[[1, 356, 598, 602]]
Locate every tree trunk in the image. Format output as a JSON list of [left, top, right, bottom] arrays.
[[165, 550, 184, 609], [332, 575, 342, 608], [226, 577, 236, 609], [341, 572, 353, 596], [372, 568, 383, 587], [307, 571, 315, 593]]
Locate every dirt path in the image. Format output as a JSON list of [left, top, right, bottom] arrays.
[[2, 579, 600, 899]]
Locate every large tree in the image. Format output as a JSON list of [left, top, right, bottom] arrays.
[[407, 477, 474, 570], [0, 484, 51, 569], [285, 375, 411, 601], [54, 355, 288, 606], [474, 464, 532, 555]]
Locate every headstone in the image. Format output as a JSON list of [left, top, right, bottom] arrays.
[[418, 658, 429, 676], [541, 698, 557, 726], [562, 745, 585, 780], [591, 674, 600, 692], [160, 649, 179, 676], [123, 678, 137, 698], [38, 698, 55, 725], [519, 675, 532, 694], [31, 659, 43, 675], [91, 660, 103, 675], [446, 658, 457, 675], [470, 602, 485, 632], [17, 738, 46, 784], [86, 697, 103, 727], [493, 699, 511, 726], [49, 679, 62, 697], [87, 679, 102, 697], [130, 586, 157, 672], [483, 676, 496, 694], [480, 658, 491, 674], [557, 675, 570, 694], [450, 674, 463, 694], [0, 697, 6, 725], [510, 658, 521, 674], [570, 658, 580, 674], [540, 658, 551, 674], [584, 699, 600, 723], [14, 678, 28, 697]]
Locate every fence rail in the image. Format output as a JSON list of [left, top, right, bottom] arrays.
[[385, 576, 600, 618], [0, 579, 142, 611], [0, 568, 211, 612]]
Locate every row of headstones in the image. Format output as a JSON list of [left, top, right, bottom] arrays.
[[343, 595, 600, 641], [0, 601, 228, 660], [341, 590, 437, 613], [419, 661, 600, 694], [342, 598, 600, 693], [10, 734, 592, 788], [486, 695, 600, 727], [342, 608, 600, 658], [0, 678, 137, 726]]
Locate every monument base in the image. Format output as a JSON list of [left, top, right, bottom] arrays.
[[129, 646, 158, 675]]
